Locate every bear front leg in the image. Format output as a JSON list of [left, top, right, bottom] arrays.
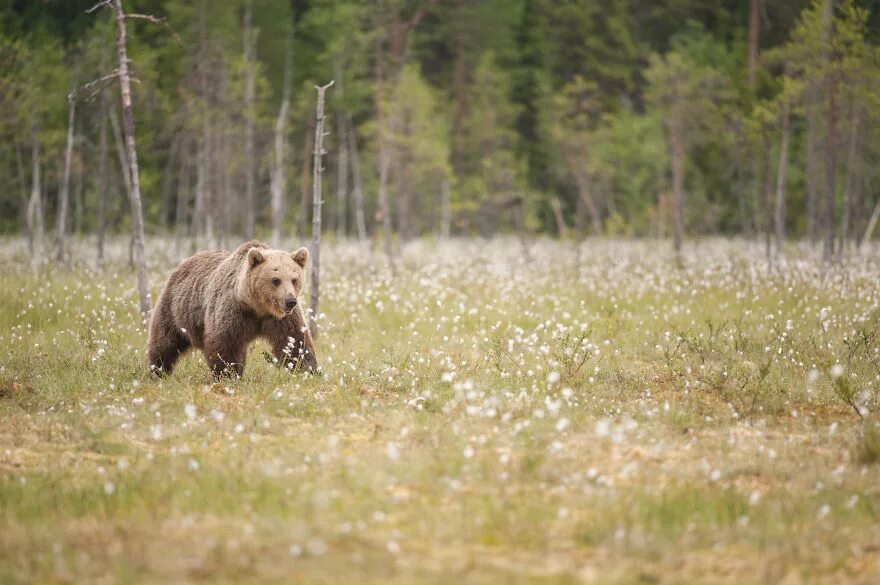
[[263, 310, 318, 373], [204, 339, 247, 379], [147, 297, 191, 376]]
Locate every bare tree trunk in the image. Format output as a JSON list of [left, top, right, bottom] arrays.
[[26, 138, 44, 268], [270, 10, 294, 248], [806, 107, 819, 242], [74, 147, 84, 236], [112, 0, 151, 318], [347, 114, 368, 242], [54, 95, 76, 262], [242, 0, 257, 240], [298, 120, 314, 239], [310, 81, 333, 338], [440, 178, 451, 239], [761, 135, 773, 261], [669, 104, 685, 263], [747, 0, 760, 90], [822, 0, 836, 264], [335, 111, 349, 240], [271, 99, 290, 248], [160, 133, 181, 229], [859, 199, 880, 250], [550, 197, 569, 239], [823, 81, 837, 264], [451, 13, 467, 191], [774, 100, 790, 261], [375, 37, 396, 274], [108, 105, 136, 268], [513, 197, 532, 261], [839, 109, 858, 257], [14, 140, 29, 241], [175, 138, 191, 258], [192, 0, 209, 251]]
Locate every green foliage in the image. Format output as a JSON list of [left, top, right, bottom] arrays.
[[1, 0, 880, 240]]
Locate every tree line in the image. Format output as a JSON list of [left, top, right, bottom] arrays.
[[1, 0, 879, 266]]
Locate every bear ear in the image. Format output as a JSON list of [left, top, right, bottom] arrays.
[[247, 247, 265, 269], [292, 247, 309, 268]]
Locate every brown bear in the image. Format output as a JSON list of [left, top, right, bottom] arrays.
[[147, 240, 317, 378]]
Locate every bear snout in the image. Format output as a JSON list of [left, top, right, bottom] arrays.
[[284, 296, 297, 312]]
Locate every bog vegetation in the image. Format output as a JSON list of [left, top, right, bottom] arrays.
[[3, 0, 880, 583], [1, 237, 880, 583]]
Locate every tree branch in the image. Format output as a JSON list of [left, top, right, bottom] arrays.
[[70, 70, 121, 102], [86, 0, 112, 14], [126, 13, 183, 46]]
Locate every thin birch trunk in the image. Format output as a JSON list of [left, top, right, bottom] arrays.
[[774, 100, 790, 261], [15, 140, 29, 243], [298, 120, 314, 239], [839, 109, 858, 257], [822, 0, 836, 264], [670, 103, 685, 263], [242, 0, 257, 240], [859, 200, 880, 250], [440, 178, 451, 239], [96, 98, 107, 265], [806, 107, 819, 242], [160, 133, 181, 229], [336, 111, 349, 240], [74, 148, 84, 236], [26, 138, 44, 268], [112, 0, 151, 318], [175, 138, 191, 258], [761, 135, 773, 261], [271, 98, 290, 248], [310, 81, 333, 338], [55, 95, 76, 262], [347, 113, 368, 242], [550, 197, 569, 239], [565, 151, 602, 235], [109, 106, 135, 267], [271, 10, 294, 248]]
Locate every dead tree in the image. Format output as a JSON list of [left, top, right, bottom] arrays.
[[26, 136, 44, 269], [860, 200, 880, 250], [440, 178, 451, 239], [550, 197, 569, 239], [774, 100, 790, 261], [347, 112, 368, 242], [839, 109, 858, 257], [96, 89, 109, 265], [336, 111, 349, 240], [822, 0, 837, 264], [310, 81, 334, 338], [54, 92, 77, 262], [242, 0, 257, 240], [88, 0, 156, 318], [669, 99, 686, 263], [271, 11, 294, 248]]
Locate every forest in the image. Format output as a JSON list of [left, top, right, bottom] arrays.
[[2, 0, 880, 263]]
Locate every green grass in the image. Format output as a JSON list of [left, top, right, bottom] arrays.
[[1, 236, 879, 584]]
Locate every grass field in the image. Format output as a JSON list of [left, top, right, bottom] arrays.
[[1, 236, 879, 584]]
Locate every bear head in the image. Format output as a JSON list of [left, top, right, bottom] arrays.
[[243, 246, 309, 319]]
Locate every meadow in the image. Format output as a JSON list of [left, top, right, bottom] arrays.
[[1, 236, 879, 584]]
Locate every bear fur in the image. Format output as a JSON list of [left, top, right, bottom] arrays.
[[147, 240, 317, 377]]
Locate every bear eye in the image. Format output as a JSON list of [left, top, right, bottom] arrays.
[[271, 278, 281, 287], [292, 279, 298, 287]]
